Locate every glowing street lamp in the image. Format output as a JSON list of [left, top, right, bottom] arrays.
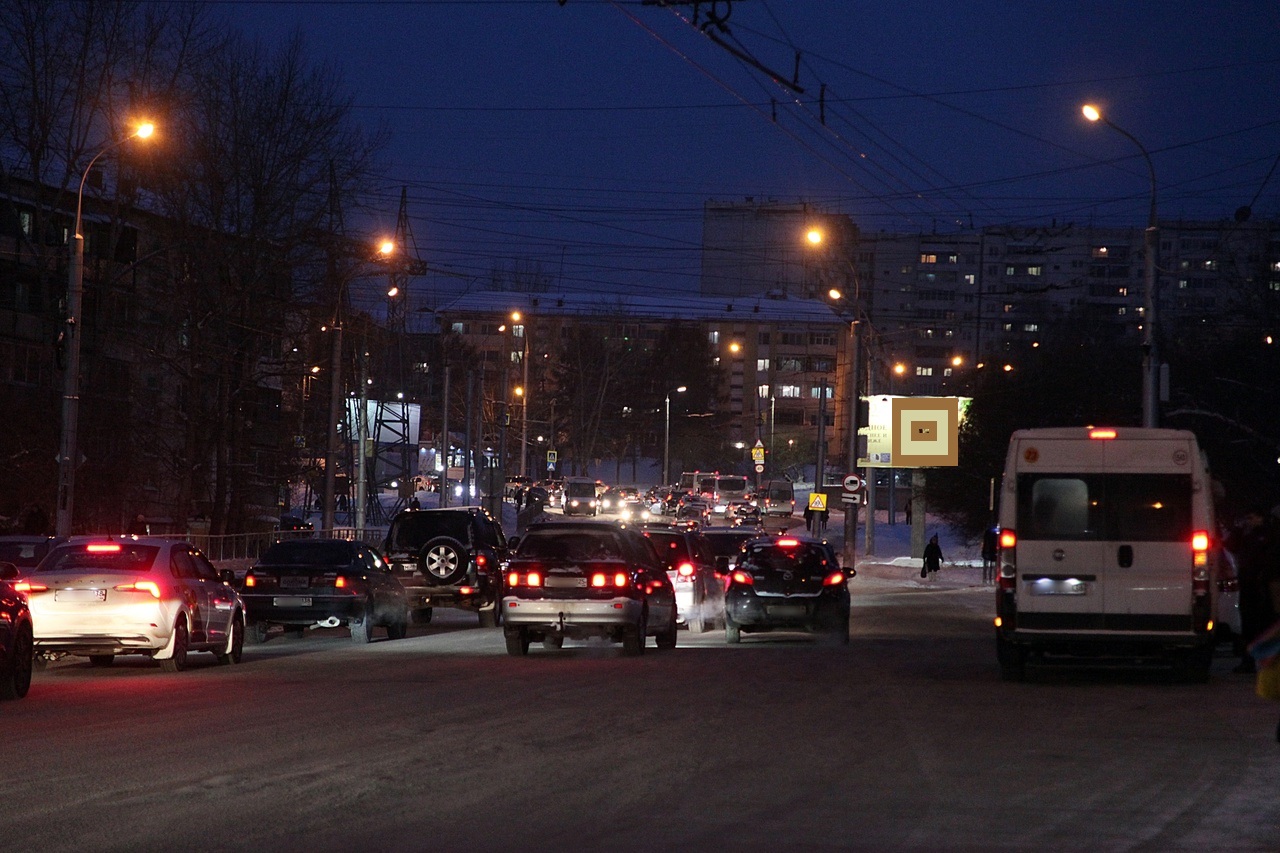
[[1083, 102, 1160, 427], [663, 386, 687, 486], [56, 120, 156, 536]]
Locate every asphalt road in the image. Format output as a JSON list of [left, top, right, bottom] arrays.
[[5, 580, 1278, 852]]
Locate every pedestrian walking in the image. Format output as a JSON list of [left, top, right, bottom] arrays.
[[982, 526, 998, 584], [922, 533, 944, 578], [408, 495, 421, 510], [514, 486, 525, 512], [904, 498, 913, 525], [804, 503, 814, 533]]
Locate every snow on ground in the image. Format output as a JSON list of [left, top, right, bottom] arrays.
[[824, 509, 995, 592]]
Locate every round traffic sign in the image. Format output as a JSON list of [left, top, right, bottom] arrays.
[[754, 463, 765, 473], [842, 473, 863, 492]]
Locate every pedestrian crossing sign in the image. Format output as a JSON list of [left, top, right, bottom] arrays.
[[808, 492, 827, 511]]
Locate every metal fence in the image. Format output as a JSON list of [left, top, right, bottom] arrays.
[[154, 527, 388, 568]]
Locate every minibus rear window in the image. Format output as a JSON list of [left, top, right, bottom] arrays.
[[1017, 474, 1192, 542]]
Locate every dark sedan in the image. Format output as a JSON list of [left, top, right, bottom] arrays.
[[240, 539, 410, 643], [723, 536, 850, 644], [0, 562, 34, 700], [502, 521, 677, 656]]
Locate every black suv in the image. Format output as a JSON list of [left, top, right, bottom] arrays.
[[382, 507, 509, 627]]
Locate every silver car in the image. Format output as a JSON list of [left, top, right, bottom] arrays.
[[19, 537, 246, 670]]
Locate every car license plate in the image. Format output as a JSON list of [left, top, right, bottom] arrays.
[[545, 576, 588, 589], [1028, 580, 1088, 596], [273, 596, 313, 607], [766, 605, 807, 618], [55, 588, 107, 602], [280, 576, 310, 589]]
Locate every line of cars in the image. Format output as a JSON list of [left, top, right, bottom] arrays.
[[0, 502, 850, 698]]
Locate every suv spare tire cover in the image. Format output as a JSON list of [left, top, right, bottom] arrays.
[[419, 536, 469, 585]]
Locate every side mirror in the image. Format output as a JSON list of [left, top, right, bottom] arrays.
[[507, 536, 521, 552], [219, 569, 236, 584], [0, 561, 19, 581]]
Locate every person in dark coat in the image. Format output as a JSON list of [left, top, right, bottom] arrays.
[[982, 526, 998, 584], [803, 504, 814, 532], [923, 533, 944, 576], [1226, 506, 1277, 674]]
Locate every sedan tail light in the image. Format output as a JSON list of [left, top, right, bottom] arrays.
[[335, 575, 348, 589], [14, 581, 48, 593], [114, 580, 162, 599], [508, 569, 543, 587], [244, 572, 257, 588], [822, 571, 845, 587], [730, 570, 754, 586], [676, 562, 696, 579], [589, 572, 630, 589]]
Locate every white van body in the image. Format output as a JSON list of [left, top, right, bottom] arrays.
[[994, 427, 1218, 681]]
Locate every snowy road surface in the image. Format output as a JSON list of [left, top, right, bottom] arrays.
[[5, 539, 1278, 851]]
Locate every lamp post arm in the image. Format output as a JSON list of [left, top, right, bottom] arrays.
[[1101, 118, 1157, 227]]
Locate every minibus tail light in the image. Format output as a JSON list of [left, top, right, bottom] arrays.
[[998, 529, 1017, 593]]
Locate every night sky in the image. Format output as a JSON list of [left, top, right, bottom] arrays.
[[224, 0, 1280, 312]]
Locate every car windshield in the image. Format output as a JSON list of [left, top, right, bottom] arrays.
[[38, 543, 159, 573], [518, 530, 625, 561], [259, 541, 354, 567], [741, 543, 830, 573], [719, 477, 748, 492], [702, 533, 757, 557], [563, 481, 597, 498], [643, 532, 691, 567]]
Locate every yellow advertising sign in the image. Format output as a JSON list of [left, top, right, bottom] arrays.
[[858, 396, 967, 468]]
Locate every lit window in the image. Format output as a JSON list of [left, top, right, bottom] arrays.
[[943, 368, 953, 377], [757, 384, 771, 398], [1023, 323, 1038, 333], [512, 324, 524, 338], [809, 386, 833, 399], [1027, 266, 1043, 276], [708, 330, 720, 344], [778, 384, 801, 398], [451, 322, 465, 334], [920, 253, 937, 264], [916, 366, 933, 376], [964, 274, 975, 285], [756, 358, 770, 371]]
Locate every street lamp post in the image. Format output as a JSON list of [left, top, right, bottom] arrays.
[[56, 121, 155, 537], [512, 311, 530, 478], [1083, 103, 1160, 428], [662, 386, 687, 487]]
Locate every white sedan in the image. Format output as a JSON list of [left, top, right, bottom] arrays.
[[17, 537, 246, 670]]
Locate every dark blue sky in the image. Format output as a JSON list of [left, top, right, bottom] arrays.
[[226, 0, 1280, 309]]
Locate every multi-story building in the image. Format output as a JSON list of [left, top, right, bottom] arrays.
[[435, 290, 848, 478]]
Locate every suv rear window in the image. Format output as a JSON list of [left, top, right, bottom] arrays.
[[1017, 473, 1192, 541], [389, 512, 472, 548]]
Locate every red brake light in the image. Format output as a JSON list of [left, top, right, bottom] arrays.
[[677, 562, 695, 578], [591, 572, 607, 588], [999, 530, 1017, 549], [114, 580, 162, 599], [823, 571, 845, 586], [614, 572, 628, 588], [527, 571, 542, 587], [459, 586, 474, 595], [14, 581, 48, 593], [244, 573, 257, 588], [1089, 428, 1117, 440], [731, 570, 754, 586], [508, 571, 519, 586], [87, 543, 122, 553], [776, 538, 800, 548], [1191, 531, 1209, 552], [475, 554, 487, 567], [335, 575, 347, 588]]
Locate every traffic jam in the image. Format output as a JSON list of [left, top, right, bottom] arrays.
[[0, 470, 850, 699]]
